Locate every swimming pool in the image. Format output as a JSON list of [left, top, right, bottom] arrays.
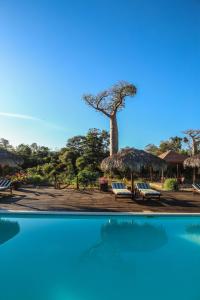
[[0, 213, 200, 300]]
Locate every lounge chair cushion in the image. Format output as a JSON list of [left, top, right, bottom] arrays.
[[112, 188, 132, 195], [0, 187, 10, 191], [139, 189, 161, 196]]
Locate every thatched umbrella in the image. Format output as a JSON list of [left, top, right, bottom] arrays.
[[101, 147, 167, 192], [0, 149, 23, 168], [184, 154, 200, 183]]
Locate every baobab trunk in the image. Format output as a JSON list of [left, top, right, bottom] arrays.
[[110, 114, 118, 156], [192, 140, 197, 156], [192, 140, 197, 183]]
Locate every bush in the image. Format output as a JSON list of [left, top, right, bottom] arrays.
[[164, 178, 179, 191], [26, 174, 49, 185], [78, 169, 99, 187]]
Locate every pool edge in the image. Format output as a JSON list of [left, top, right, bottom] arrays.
[[0, 209, 200, 216]]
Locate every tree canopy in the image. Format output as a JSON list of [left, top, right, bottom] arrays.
[[0, 128, 109, 186], [145, 136, 192, 156]]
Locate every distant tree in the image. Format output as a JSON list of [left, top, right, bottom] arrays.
[[159, 136, 183, 153], [145, 144, 160, 156], [60, 149, 78, 178], [30, 143, 39, 153], [0, 138, 13, 150], [37, 146, 50, 159], [66, 136, 85, 156], [83, 81, 137, 155], [183, 129, 200, 155], [78, 128, 110, 172], [60, 129, 109, 178], [15, 143, 52, 168], [145, 136, 183, 156], [16, 144, 32, 156]]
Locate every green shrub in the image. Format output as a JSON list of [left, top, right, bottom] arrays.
[[164, 178, 179, 191], [78, 169, 99, 186], [26, 174, 49, 185]]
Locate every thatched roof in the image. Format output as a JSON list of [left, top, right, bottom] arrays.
[[0, 149, 23, 168], [159, 150, 188, 164], [101, 148, 167, 173], [184, 154, 200, 168]]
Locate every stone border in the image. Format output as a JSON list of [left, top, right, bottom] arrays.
[[0, 209, 200, 216]]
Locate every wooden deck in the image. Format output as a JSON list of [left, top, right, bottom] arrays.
[[0, 187, 200, 213]]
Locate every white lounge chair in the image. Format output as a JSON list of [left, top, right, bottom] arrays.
[[135, 182, 161, 200], [192, 183, 200, 194], [111, 182, 132, 199], [0, 178, 13, 195]]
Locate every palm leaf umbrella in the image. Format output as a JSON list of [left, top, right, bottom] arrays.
[[101, 147, 167, 192], [184, 154, 200, 183], [0, 149, 23, 168]]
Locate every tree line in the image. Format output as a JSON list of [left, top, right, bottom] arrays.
[[145, 130, 200, 156], [0, 129, 109, 186], [0, 128, 199, 186]]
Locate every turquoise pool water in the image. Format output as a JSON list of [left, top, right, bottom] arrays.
[[0, 213, 200, 300]]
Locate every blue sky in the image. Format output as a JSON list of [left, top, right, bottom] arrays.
[[0, 0, 199, 149]]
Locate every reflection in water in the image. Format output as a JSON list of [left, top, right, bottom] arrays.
[[73, 219, 168, 300], [184, 224, 200, 246], [100, 219, 168, 252], [0, 218, 20, 245], [186, 225, 200, 234], [81, 219, 168, 263]]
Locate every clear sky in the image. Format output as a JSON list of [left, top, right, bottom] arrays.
[[0, 0, 199, 150]]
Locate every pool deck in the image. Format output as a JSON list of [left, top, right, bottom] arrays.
[[0, 187, 200, 213]]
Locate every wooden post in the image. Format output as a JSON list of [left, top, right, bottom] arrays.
[[76, 175, 79, 190], [131, 171, 134, 198], [161, 168, 164, 188], [193, 168, 196, 184], [149, 166, 153, 182], [176, 164, 179, 179], [54, 174, 57, 189]]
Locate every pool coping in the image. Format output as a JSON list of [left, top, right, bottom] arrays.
[[0, 209, 200, 216]]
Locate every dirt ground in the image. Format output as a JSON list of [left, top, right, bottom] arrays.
[[0, 186, 200, 213]]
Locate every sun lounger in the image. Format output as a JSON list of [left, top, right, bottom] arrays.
[[0, 178, 13, 195], [192, 183, 200, 194], [111, 182, 132, 199], [135, 182, 161, 200]]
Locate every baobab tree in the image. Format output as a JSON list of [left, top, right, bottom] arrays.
[[83, 81, 137, 156], [183, 129, 200, 155]]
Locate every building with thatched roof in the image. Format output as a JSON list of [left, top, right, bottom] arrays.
[[159, 150, 188, 178], [159, 150, 188, 164]]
